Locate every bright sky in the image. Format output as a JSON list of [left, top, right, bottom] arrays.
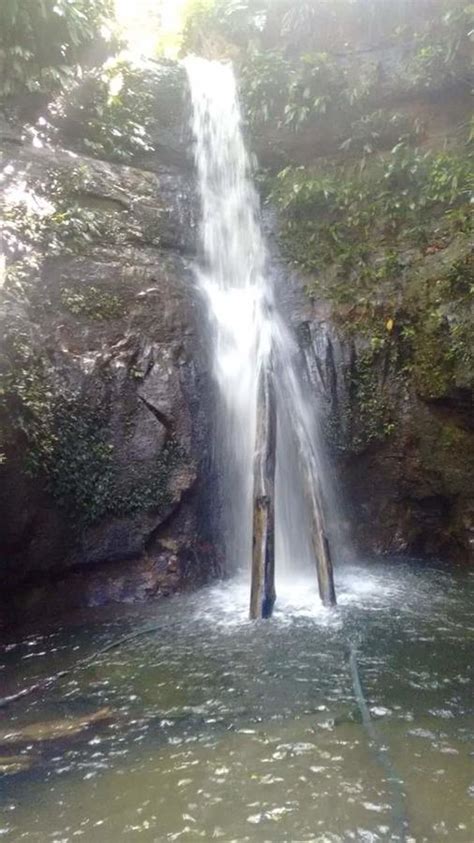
[[114, 0, 188, 57]]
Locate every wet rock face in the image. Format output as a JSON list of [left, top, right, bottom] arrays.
[[259, 40, 473, 567], [294, 309, 474, 565], [0, 93, 220, 625], [270, 223, 472, 565]]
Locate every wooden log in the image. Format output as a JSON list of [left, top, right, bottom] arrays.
[[304, 471, 337, 607], [249, 356, 277, 619]]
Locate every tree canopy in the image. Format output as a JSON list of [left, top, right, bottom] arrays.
[[0, 0, 116, 108]]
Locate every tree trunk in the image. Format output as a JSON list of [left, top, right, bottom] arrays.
[[249, 356, 277, 619], [302, 464, 336, 607]]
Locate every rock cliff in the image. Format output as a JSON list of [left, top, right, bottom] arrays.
[[0, 14, 472, 626], [0, 65, 219, 626]]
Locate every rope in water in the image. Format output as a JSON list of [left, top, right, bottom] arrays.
[[347, 637, 409, 842]]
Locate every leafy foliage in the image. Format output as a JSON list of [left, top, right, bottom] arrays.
[[239, 50, 292, 125], [276, 0, 444, 53], [244, 3, 472, 138], [405, 2, 474, 92], [241, 48, 363, 132], [321, 247, 473, 453], [348, 346, 396, 452], [0, 0, 116, 105], [269, 145, 472, 281], [48, 59, 169, 162], [406, 251, 474, 397], [0, 330, 53, 462], [0, 161, 154, 299], [181, 0, 267, 54], [181, 0, 473, 136], [182, 0, 466, 56], [40, 401, 183, 525]]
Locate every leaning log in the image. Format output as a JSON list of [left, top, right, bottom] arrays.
[[249, 355, 277, 619], [303, 469, 336, 607]]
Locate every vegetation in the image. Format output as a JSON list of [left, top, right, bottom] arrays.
[[2, 169, 114, 300], [181, 0, 454, 54], [0, 331, 183, 525], [49, 59, 155, 162], [0, 0, 115, 106], [3, 174, 106, 258], [60, 286, 126, 320], [407, 251, 473, 398], [269, 137, 472, 434], [268, 145, 472, 279], [41, 400, 183, 525], [348, 346, 396, 452], [235, 2, 473, 448], [47, 58, 185, 163], [180, 0, 268, 55], [181, 0, 473, 133]]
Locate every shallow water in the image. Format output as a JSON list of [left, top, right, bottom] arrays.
[[1, 560, 473, 841]]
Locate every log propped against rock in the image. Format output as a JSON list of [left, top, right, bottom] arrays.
[[278, 375, 336, 607], [303, 464, 337, 607], [249, 349, 336, 615], [250, 355, 277, 619]]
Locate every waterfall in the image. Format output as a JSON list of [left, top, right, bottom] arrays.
[[185, 57, 337, 600]]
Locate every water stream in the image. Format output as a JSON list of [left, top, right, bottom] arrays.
[[184, 57, 338, 589]]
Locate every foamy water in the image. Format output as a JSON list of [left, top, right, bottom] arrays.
[[188, 561, 411, 629]]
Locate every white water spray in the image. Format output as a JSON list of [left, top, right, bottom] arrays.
[[185, 57, 337, 594]]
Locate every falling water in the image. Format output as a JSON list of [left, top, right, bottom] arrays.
[[185, 57, 337, 594]]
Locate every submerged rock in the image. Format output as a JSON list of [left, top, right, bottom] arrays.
[[0, 754, 34, 776], [0, 706, 113, 746]]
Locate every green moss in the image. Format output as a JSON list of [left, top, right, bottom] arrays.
[[0, 335, 185, 526], [411, 314, 454, 398], [438, 422, 469, 451], [404, 250, 474, 396], [317, 246, 471, 449], [60, 286, 126, 320], [411, 314, 472, 398], [42, 400, 184, 525], [348, 347, 395, 452]]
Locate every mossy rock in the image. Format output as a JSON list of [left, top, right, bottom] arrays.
[[60, 286, 127, 321]]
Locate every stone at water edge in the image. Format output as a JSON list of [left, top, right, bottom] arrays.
[[0, 706, 113, 746], [0, 754, 35, 775]]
